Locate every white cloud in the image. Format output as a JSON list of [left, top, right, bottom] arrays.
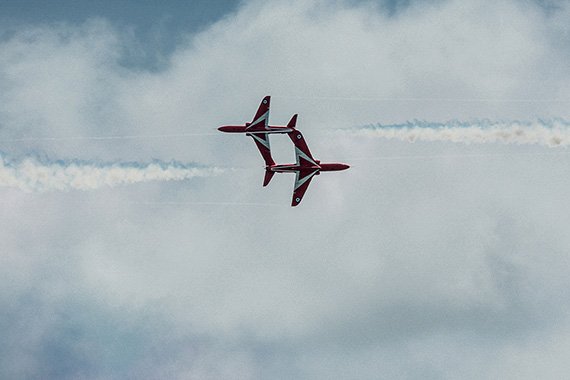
[[2, 0, 570, 379]]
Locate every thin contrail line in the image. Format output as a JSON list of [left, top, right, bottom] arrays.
[[128, 201, 288, 207], [0, 199, 288, 207], [342, 150, 570, 161], [0, 132, 219, 142], [280, 96, 570, 102]]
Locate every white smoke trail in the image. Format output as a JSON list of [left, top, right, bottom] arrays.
[[282, 96, 570, 103], [0, 132, 218, 142], [341, 119, 570, 147], [0, 156, 224, 193]]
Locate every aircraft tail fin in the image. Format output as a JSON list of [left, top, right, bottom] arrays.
[[287, 114, 298, 130], [263, 169, 275, 187]]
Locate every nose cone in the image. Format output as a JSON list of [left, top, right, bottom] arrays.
[[320, 163, 350, 171], [218, 125, 247, 133]]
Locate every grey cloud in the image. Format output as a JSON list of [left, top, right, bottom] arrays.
[[0, 288, 266, 380], [2, 0, 570, 379]]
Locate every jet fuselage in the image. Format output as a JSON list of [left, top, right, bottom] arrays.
[[269, 162, 350, 173], [218, 125, 293, 133]]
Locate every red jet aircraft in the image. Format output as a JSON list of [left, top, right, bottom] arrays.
[[219, 96, 349, 206], [218, 96, 296, 165], [263, 129, 349, 206]]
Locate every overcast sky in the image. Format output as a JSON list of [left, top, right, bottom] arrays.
[[2, 0, 570, 379]]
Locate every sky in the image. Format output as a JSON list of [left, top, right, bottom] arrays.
[[1, 0, 570, 379]]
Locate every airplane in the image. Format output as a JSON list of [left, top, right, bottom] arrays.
[[263, 128, 349, 206], [218, 96, 296, 165], [218, 96, 349, 206]]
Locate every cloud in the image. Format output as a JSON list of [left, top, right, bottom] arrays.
[[2, 0, 570, 379]]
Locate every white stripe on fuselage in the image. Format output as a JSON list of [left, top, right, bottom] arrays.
[[247, 128, 293, 134], [270, 164, 320, 172]]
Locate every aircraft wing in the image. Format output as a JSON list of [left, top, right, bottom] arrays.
[[248, 132, 275, 166], [288, 130, 318, 166], [247, 96, 270, 131], [291, 169, 319, 207]]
